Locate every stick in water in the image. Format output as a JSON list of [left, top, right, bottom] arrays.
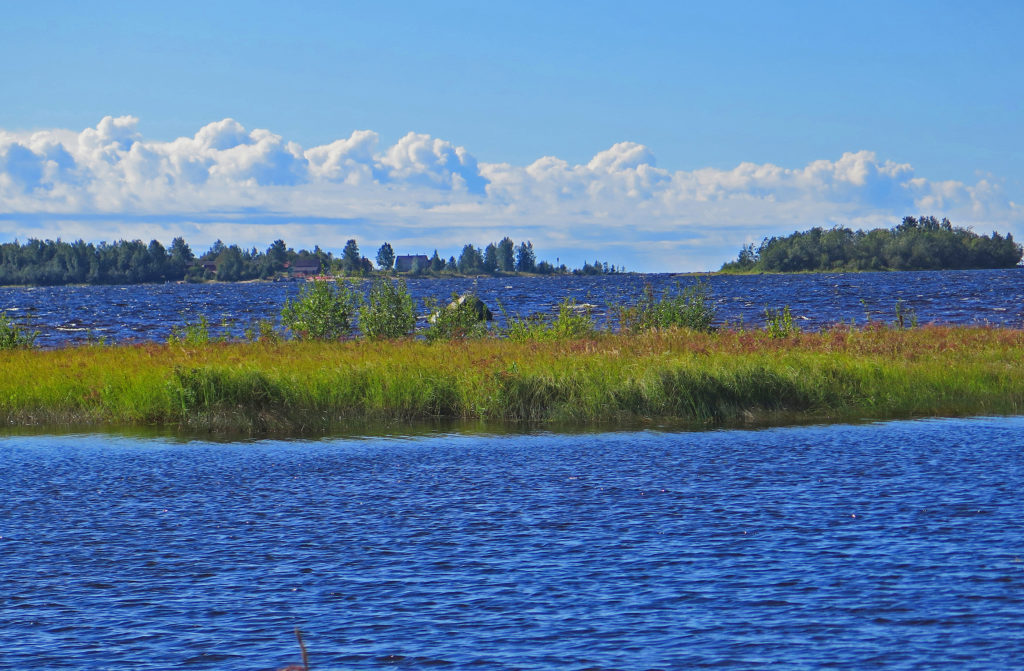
[[296, 627, 309, 670], [277, 628, 310, 671]]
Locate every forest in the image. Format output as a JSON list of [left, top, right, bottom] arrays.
[[0, 235, 622, 286], [720, 216, 1023, 273]]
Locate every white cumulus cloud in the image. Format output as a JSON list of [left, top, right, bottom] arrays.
[[0, 116, 1019, 271]]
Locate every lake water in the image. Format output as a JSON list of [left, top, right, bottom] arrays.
[[3, 416, 1024, 669], [1, 268, 1022, 346], [3, 271, 1022, 667]]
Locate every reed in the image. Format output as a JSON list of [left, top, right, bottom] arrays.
[[1, 325, 1022, 435]]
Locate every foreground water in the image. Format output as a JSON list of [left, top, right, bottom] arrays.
[[1, 268, 1022, 346], [3, 416, 1023, 669]]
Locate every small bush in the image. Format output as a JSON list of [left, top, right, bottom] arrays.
[[244, 318, 281, 343], [168, 315, 213, 346], [504, 298, 595, 342], [424, 293, 490, 342], [893, 299, 918, 329], [764, 305, 800, 338], [85, 330, 109, 346], [502, 310, 547, 342], [281, 279, 362, 340], [0, 311, 38, 350], [618, 282, 716, 332], [359, 277, 416, 339]]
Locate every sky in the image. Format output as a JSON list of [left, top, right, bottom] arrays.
[[0, 0, 1021, 271]]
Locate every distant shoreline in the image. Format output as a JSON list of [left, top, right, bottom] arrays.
[[0, 269, 645, 290], [5, 265, 1024, 291]]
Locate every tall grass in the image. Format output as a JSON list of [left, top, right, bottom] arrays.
[[1, 325, 1022, 435]]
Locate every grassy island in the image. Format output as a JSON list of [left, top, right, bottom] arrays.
[[2, 325, 1022, 436]]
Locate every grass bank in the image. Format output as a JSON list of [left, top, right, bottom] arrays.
[[2, 325, 1022, 436]]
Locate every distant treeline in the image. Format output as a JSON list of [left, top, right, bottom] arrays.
[[0, 235, 622, 286], [413, 237, 622, 277], [721, 216, 1023, 273], [0, 237, 315, 286]]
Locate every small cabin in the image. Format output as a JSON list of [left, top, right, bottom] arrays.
[[290, 259, 321, 277], [394, 254, 430, 273]]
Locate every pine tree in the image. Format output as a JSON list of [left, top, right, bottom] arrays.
[[497, 237, 515, 271], [515, 241, 536, 273], [342, 239, 361, 274]]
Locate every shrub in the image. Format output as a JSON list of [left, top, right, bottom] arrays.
[[0, 311, 38, 350], [893, 299, 918, 329], [168, 315, 213, 346], [424, 293, 490, 342], [359, 277, 416, 339], [618, 282, 715, 332], [502, 310, 546, 342], [504, 298, 595, 341], [764, 305, 800, 338], [85, 330, 109, 346], [281, 279, 362, 340], [243, 318, 281, 344]]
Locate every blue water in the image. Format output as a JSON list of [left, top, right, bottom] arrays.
[[1, 268, 1022, 346], [3, 416, 1024, 669]]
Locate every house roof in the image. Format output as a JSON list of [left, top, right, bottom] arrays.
[[394, 254, 429, 271]]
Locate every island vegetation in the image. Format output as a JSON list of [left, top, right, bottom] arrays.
[[0, 277, 1021, 435], [720, 216, 1023, 273], [0, 234, 622, 286]]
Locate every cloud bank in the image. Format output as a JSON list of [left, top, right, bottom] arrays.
[[1, 116, 1019, 271]]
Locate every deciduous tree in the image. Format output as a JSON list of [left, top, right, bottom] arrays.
[[376, 242, 395, 271]]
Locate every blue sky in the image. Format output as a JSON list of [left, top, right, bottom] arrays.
[[1, 1, 1021, 271]]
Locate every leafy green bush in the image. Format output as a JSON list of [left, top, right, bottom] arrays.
[[424, 293, 490, 342], [502, 310, 546, 342], [618, 282, 715, 332], [168, 315, 213, 346], [359, 277, 416, 339], [243, 318, 281, 343], [85, 330, 109, 346], [764, 305, 800, 338], [504, 298, 595, 341], [281, 279, 362, 340], [0, 311, 38, 350]]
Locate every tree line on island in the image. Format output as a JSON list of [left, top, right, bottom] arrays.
[[0, 235, 622, 286], [721, 216, 1023, 273], [4, 215, 1019, 286]]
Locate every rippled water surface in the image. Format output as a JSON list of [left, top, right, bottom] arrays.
[[3, 417, 1024, 669], [1, 268, 1022, 346]]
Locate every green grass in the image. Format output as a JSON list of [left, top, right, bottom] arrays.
[[1, 325, 1022, 436]]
